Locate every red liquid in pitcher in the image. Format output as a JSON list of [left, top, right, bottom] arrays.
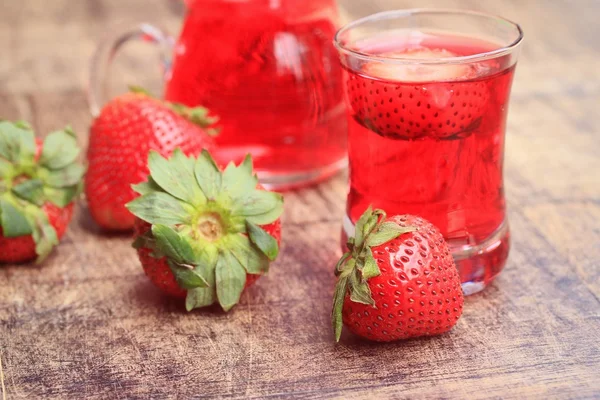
[[165, 1, 346, 187], [344, 33, 516, 290]]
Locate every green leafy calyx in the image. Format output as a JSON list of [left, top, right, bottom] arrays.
[[0, 121, 84, 262], [128, 86, 219, 136], [332, 207, 415, 342], [127, 149, 283, 312]]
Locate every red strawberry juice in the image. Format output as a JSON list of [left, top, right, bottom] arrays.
[[343, 32, 516, 292], [165, 0, 347, 188]]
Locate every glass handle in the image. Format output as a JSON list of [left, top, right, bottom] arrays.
[[87, 23, 174, 116]]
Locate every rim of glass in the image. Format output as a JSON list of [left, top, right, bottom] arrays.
[[334, 8, 524, 65]]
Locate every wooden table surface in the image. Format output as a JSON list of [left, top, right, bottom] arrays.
[[1, 0, 599, 399]]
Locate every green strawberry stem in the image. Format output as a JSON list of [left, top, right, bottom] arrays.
[[332, 207, 415, 342], [128, 85, 219, 136], [0, 121, 84, 262], [126, 149, 283, 311]]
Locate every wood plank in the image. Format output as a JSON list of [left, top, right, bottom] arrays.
[[1, 0, 599, 398], [0, 0, 183, 96]]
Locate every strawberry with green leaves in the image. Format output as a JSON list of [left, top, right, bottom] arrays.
[[126, 149, 283, 311], [85, 88, 217, 231], [333, 207, 464, 342], [0, 121, 84, 263]]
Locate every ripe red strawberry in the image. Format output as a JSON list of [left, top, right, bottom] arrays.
[[85, 88, 217, 231], [332, 207, 464, 342], [0, 203, 74, 263], [126, 149, 283, 311], [0, 121, 84, 263], [133, 218, 281, 298], [346, 48, 489, 140]]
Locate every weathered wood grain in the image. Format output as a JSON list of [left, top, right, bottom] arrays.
[[1, 0, 599, 399]]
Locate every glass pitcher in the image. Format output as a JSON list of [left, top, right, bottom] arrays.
[[89, 0, 347, 189]]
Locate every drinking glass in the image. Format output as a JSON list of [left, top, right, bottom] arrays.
[[335, 9, 523, 294]]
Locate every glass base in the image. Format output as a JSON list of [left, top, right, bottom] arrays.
[[342, 215, 510, 296], [257, 157, 348, 191]]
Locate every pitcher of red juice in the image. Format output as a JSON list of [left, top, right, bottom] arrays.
[[88, 0, 347, 189]]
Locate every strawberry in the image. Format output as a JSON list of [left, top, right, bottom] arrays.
[[346, 47, 490, 140], [332, 207, 464, 342], [0, 121, 84, 263], [126, 149, 283, 311], [85, 88, 217, 231]]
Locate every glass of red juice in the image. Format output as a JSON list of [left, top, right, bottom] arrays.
[[335, 10, 523, 294], [89, 0, 347, 190]]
